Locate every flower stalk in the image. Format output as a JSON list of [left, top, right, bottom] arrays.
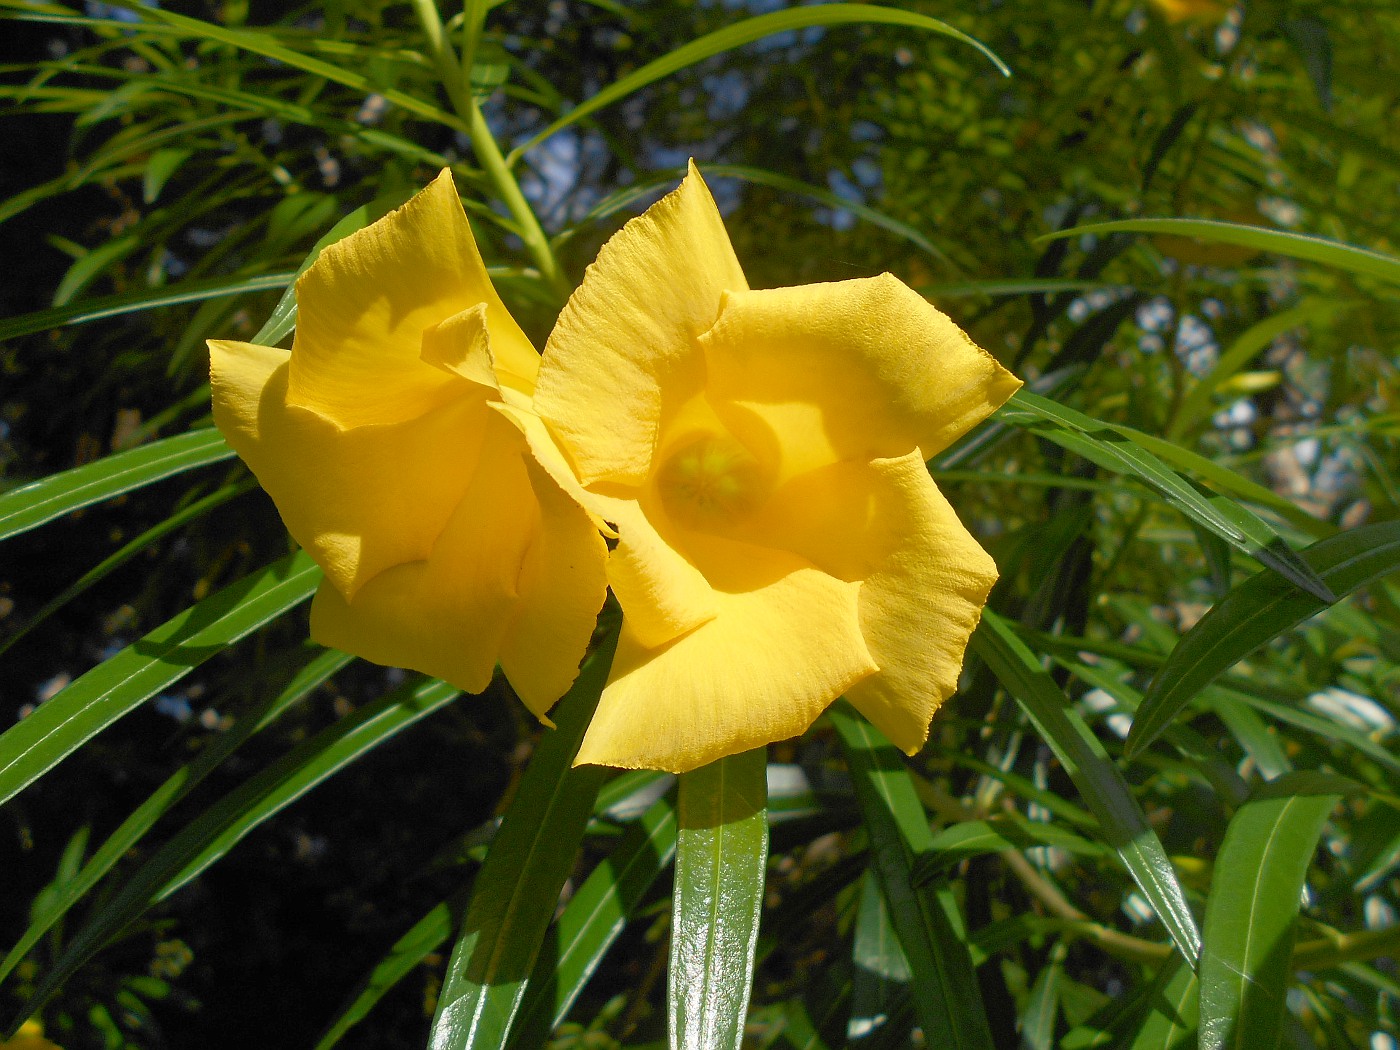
[[410, 0, 569, 301]]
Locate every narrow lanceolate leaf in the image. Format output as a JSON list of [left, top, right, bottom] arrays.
[[1037, 218, 1400, 286], [828, 703, 995, 1050], [428, 630, 618, 1050], [0, 645, 348, 989], [510, 3, 1007, 161], [0, 428, 235, 542], [11, 676, 461, 1028], [911, 817, 1109, 883], [1127, 954, 1198, 1050], [1199, 775, 1344, 1050], [1060, 951, 1196, 1049], [0, 478, 257, 659], [670, 747, 769, 1050], [1020, 942, 1066, 1050], [848, 872, 910, 1044], [511, 791, 679, 1048], [972, 613, 1202, 965], [0, 271, 294, 340], [315, 891, 468, 1050], [1127, 520, 1400, 757], [1000, 391, 1334, 603], [0, 553, 320, 808]]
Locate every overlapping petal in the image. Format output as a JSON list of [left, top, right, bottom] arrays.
[[308, 414, 534, 694], [287, 170, 537, 430], [210, 170, 610, 717], [842, 453, 1000, 753], [538, 163, 1019, 771], [534, 161, 747, 487], [702, 275, 1021, 462], [209, 339, 488, 600], [498, 454, 611, 718], [575, 541, 876, 772]]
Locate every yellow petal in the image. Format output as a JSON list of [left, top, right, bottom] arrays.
[[605, 500, 716, 650], [288, 169, 537, 429], [843, 453, 999, 753], [421, 302, 540, 397], [497, 454, 611, 718], [734, 458, 909, 583], [490, 402, 617, 539], [701, 274, 1021, 463], [2, 1022, 62, 1050], [575, 538, 877, 773], [209, 339, 487, 599], [534, 161, 748, 487], [309, 413, 537, 694]]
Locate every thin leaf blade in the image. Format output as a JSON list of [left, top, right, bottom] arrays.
[[1199, 775, 1343, 1050], [428, 630, 618, 1050], [0, 553, 320, 808], [1038, 218, 1400, 286], [1127, 521, 1400, 756], [828, 703, 996, 1050], [972, 612, 1202, 964], [669, 747, 769, 1050], [0, 428, 236, 542]]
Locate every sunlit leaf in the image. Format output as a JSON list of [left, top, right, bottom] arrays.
[[0, 553, 320, 809], [669, 747, 769, 1050], [1128, 521, 1400, 756], [1199, 775, 1344, 1050], [0, 428, 236, 541]]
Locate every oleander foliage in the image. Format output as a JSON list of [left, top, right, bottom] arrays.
[[1, 0, 1397, 1047]]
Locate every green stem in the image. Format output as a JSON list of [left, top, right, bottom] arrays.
[[410, 0, 569, 301], [1292, 923, 1400, 972], [467, 97, 571, 300], [409, 0, 464, 104]]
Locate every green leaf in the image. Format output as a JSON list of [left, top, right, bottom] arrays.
[[0, 272, 294, 341], [10, 674, 462, 1027], [428, 630, 618, 1050], [141, 146, 193, 203], [510, 791, 678, 1047], [1001, 390, 1335, 601], [0, 428, 236, 541], [971, 612, 1202, 965], [509, 4, 1007, 162], [1061, 951, 1196, 1049], [0, 552, 320, 808], [828, 703, 995, 1050], [250, 194, 410, 347], [1126, 954, 1198, 1050], [100, 0, 468, 131], [0, 645, 348, 988], [1126, 521, 1400, 756], [1037, 218, 1400, 286], [1020, 941, 1066, 1050], [1199, 775, 1344, 1050], [669, 747, 769, 1050], [848, 871, 910, 1044], [314, 892, 467, 1050], [1171, 301, 1340, 439], [0, 478, 256, 660], [911, 817, 1109, 883], [50, 233, 140, 306]]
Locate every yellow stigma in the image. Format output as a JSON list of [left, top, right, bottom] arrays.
[[656, 432, 772, 530]]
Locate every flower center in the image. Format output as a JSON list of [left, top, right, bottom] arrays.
[[655, 432, 773, 530]]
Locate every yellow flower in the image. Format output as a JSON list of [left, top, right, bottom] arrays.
[[1148, 0, 1229, 23], [209, 172, 608, 716], [0, 1022, 62, 1050], [531, 163, 1021, 772]]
